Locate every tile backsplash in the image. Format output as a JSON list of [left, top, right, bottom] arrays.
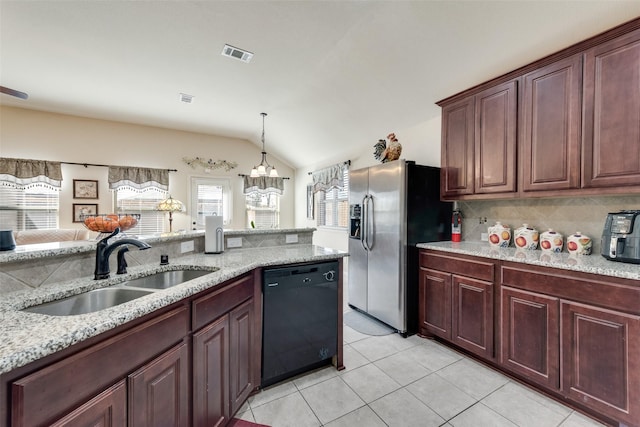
[[460, 194, 640, 255]]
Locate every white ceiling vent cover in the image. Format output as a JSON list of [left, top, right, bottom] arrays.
[[222, 44, 253, 63], [180, 93, 194, 103]]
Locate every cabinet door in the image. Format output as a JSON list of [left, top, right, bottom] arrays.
[[522, 55, 582, 192], [229, 299, 254, 416], [561, 301, 640, 425], [500, 287, 560, 390], [441, 96, 475, 197], [583, 28, 640, 188], [419, 268, 452, 339], [50, 381, 126, 427], [474, 80, 517, 194], [193, 315, 230, 427], [128, 341, 190, 427], [452, 275, 494, 359]]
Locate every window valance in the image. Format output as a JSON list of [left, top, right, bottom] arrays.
[[0, 157, 63, 190], [242, 176, 284, 195], [312, 162, 348, 193], [108, 166, 169, 192]]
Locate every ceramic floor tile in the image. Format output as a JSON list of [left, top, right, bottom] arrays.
[[369, 388, 445, 427], [234, 408, 256, 422], [342, 324, 370, 344], [323, 406, 387, 427], [559, 412, 607, 427], [403, 340, 462, 372], [482, 381, 572, 426], [300, 376, 365, 424], [291, 365, 337, 390], [339, 343, 370, 372], [251, 392, 321, 427], [449, 403, 518, 427], [436, 358, 510, 400], [349, 335, 402, 362], [340, 363, 401, 403], [373, 349, 432, 386], [249, 380, 298, 408], [406, 372, 477, 420]]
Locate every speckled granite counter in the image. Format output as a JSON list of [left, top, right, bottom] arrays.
[[417, 241, 640, 281], [0, 244, 347, 374]]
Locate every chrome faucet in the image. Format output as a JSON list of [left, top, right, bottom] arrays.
[[94, 228, 151, 280]]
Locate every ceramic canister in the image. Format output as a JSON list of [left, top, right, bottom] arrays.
[[487, 222, 511, 248], [514, 224, 539, 250], [567, 232, 592, 255], [540, 229, 563, 253]]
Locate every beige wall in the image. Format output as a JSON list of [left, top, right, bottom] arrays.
[[0, 106, 295, 231]]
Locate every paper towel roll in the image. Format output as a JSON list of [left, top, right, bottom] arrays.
[[205, 215, 224, 253]]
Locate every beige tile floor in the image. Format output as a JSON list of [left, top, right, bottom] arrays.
[[236, 306, 606, 427]]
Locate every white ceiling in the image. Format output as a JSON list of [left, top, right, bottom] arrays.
[[1, 1, 639, 170]]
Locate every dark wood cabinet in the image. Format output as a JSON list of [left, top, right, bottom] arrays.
[[193, 315, 229, 427], [500, 286, 560, 390], [521, 55, 582, 192], [474, 81, 517, 195], [440, 81, 517, 198], [561, 301, 640, 426], [441, 96, 475, 197], [50, 381, 127, 427], [128, 342, 190, 427], [418, 251, 495, 360], [192, 274, 257, 427], [582, 27, 640, 189]]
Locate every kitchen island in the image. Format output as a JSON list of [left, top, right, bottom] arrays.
[[417, 241, 639, 427], [0, 233, 347, 427]]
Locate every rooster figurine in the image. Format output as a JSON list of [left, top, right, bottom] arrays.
[[373, 133, 402, 163]]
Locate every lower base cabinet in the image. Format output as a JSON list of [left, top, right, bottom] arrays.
[[420, 249, 640, 427], [50, 381, 127, 427]]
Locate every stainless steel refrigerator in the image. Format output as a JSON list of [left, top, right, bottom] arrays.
[[348, 160, 451, 335]]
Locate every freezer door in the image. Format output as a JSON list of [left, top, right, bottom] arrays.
[[347, 167, 369, 312], [367, 161, 407, 331]]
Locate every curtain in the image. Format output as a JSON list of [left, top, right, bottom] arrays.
[[242, 176, 284, 195], [0, 157, 63, 189], [108, 166, 169, 192], [312, 162, 347, 193]]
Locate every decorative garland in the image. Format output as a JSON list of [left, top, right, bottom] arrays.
[[182, 157, 238, 172]]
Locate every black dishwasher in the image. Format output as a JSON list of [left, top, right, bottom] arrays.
[[261, 260, 339, 388]]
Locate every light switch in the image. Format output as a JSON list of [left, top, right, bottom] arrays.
[[227, 237, 242, 248], [181, 240, 194, 253], [285, 234, 298, 244]]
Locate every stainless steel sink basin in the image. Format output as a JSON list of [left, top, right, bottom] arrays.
[[122, 268, 216, 290], [22, 287, 155, 316]]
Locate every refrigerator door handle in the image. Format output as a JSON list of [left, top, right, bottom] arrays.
[[361, 195, 368, 251], [366, 195, 374, 250]]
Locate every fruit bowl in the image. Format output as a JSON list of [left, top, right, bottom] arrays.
[[81, 214, 140, 233]]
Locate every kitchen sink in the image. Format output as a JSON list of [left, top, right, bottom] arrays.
[[22, 287, 155, 316], [122, 268, 217, 290]]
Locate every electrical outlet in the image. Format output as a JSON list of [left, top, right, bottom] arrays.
[[227, 237, 242, 248], [285, 234, 298, 244], [181, 240, 194, 253], [481, 233, 488, 242]]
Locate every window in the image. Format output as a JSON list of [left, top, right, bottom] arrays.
[[0, 186, 59, 230], [115, 187, 167, 235], [316, 167, 349, 228], [191, 177, 232, 228], [246, 192, 279, 229]]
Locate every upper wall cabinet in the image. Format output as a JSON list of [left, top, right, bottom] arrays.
[[440, 81, 517, 198], [438, 18, 640, 201], [521, 55, 582, 192], [582, 28, 640, 189]]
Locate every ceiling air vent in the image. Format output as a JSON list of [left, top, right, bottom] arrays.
[[180, 93, 194, 103], [221, 44, 253, 63]]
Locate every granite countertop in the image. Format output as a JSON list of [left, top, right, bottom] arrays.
[[0, 244, 346, 375], [418, 241, 640, 281]]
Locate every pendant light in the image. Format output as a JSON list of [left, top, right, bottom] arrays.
[[250, 112, 278, 178]]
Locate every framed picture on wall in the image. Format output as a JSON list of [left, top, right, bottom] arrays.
[[73, 203, 98, 223], [73, 179, 99, 199]]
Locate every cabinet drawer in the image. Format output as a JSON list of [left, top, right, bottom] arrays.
[[192, 274, 253, 332], [12, 306, 189, 427], [420, 251, 494, 281]]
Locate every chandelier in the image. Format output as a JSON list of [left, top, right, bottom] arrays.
[[250, 112, 278, 178]]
